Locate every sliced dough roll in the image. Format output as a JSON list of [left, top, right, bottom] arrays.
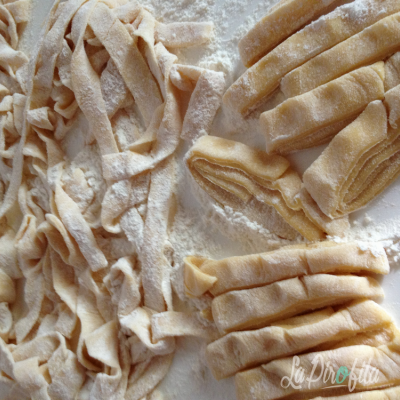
[[304, 101, 400, 218], [260, 63, 385, 154], [385, 83, 400, 128], [206, 300, 393, 379], [211, 274, 384, 334], [186, 135, 349, 241], [223, 0, 400, 115], [282, 12, 400, 98], [238, 0, 339, 67], [184, 241, 389, 297], [311, 386, 400, 399], [385, 51, 400, 90], [235, 338, 400, 400]]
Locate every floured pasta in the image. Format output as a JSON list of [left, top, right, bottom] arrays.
[[235, 337, 400, 399], [186, 135, 349, 241], [206, 300, 393, 379], [223, 0, 400, 115], [260, 63, 385, 154], [211, 274, 384, 334], [310, 386, 400, 399], [238, 0, 339, 67], [184, 240, 389, 297], [0, 0, 225, 398], [281, 12, 400, 98], [303, 100, 400, 218]]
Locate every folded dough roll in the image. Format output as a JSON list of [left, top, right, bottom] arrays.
[[186, 136, 349, 241], [238, 0, 339, 67], [261, 63, 385, 154], [385, 83, 400, 128], [385, 51, 400, 91], [310, 386, 400, 399], [304, 100, 400, 218], [223, 0, 400, 115], [212, 274, 384, 334], [235, 338, 400, 400], [206, 300, 393, 379], [282, 12, 400, 98], [184, 241, 389, 297]]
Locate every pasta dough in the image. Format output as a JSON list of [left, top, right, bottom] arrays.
[[235, 338, 400, 399], [211, 274, 384, 333], [311, 386, 400, 399], [238, 0, 339, 67], [206, 300, 393, 379], [282, 12, 400, 98], [223, 0, 400, 115], [184, 241, 389, 297], [304, 100, 400, 218], [260, 63, 385, 154], [186, 135, 349, 241]]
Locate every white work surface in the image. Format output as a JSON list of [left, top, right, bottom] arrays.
[[25, 1, 400, 399]]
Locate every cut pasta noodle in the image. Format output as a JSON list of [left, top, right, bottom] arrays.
[[0, 1, 225, 398]]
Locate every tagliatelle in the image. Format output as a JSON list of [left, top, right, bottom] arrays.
[[206, 300, 393, 379], [261, 63, 385, 154], [184, 241, 389, 297], [0, 0, 226, 398], [186, 135, 349, 241]]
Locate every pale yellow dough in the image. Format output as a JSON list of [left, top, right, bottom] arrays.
[[223, 0, 400, 115], [186, 135, 349, 241], [184, 240, 389, 297], [211, 274, 384, 334], [260, 63, 385, 154], [282, 12, 400, 98], [235, 337, 400, 400], [238, 0, 339, 67], [303, 100, 400, 218], [206, 300, 393, 379], [311, 386, 400, 399]]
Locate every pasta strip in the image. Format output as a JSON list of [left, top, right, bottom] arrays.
[[211, 274, 383, 334], [261, 63, 385, 154], [282, 12, 400, 98], [235, 338, 400, 400], [89, 2, 163, 125], [239, 0, 339, 67], [71, 0, 119, 156], [223, 0, 400, 115], [155, 22, 214, 48], [206, 300, 393, 379], [184, 241, 389, 297]]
